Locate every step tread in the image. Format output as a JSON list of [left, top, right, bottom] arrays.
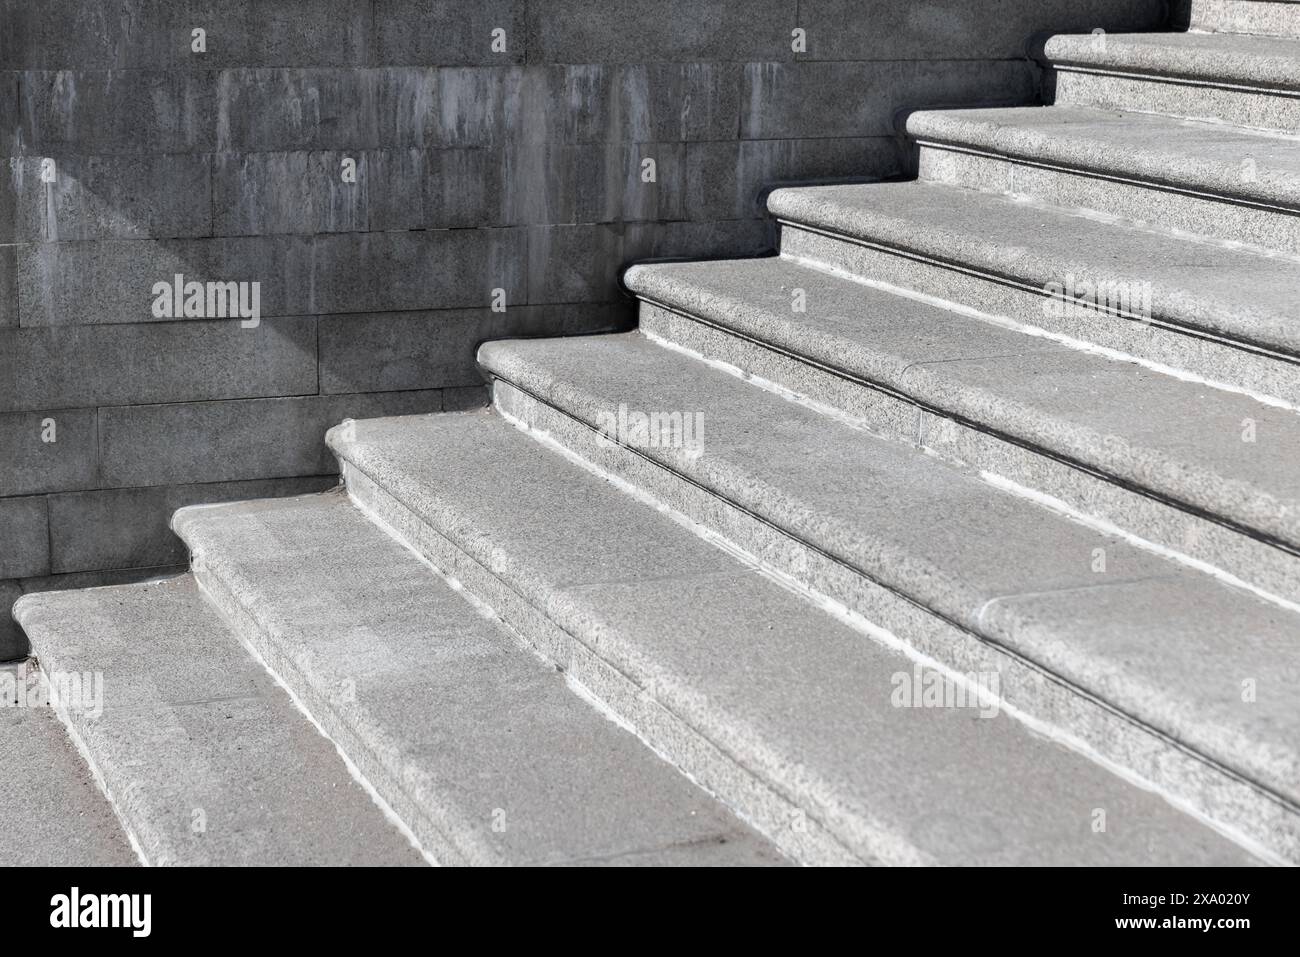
[[908, 104, 1300, 208], [625, 255, 1300, 550], [479, 332, 1300, 810], [0, 666, 138, 867], [13, 576, 426, 867], [1189, 0, 1300, 40], [767, 179, 1300, 355], [330, 408, 1260, 865], [172, 490, 780, 868], [1042, 29, 1300, 89]]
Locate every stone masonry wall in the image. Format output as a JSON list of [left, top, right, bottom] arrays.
[[0, 0, 1169, 658]]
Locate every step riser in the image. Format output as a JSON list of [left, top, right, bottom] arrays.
[[184, 560, 471, 866], [638, 301, 1300, 610], [1048, 67, 1300, 132], [336, 460, 864, 866], [917, 143, 1300, 256], [1187, 0, 1300, 38], [490, 378, 1300, 864], [777, 222, 1300, 408]]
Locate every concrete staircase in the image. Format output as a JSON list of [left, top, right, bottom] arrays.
[[12, 6, 1300, 865]]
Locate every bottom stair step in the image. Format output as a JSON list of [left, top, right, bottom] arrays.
[[173, 490, 783, 867], [0, 664, 137, 866], [13, 577, 427, 867]]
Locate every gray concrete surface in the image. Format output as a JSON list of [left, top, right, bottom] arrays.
[[633, 301, 1300, 616], [909, 104, 1300, 253], [173, 490, 783, 867], [0, 663, 137, 866], [13, 576, 425, 865], [1044, 29, 1300, 88], [1041, 30, 1300, 130], [328, 409, 1262, 865], [769, 180, 1300, 359], [8, 0, 1295, 870], [625, 256, 1300, 568], [1182, 0, 1300, 39], [909, 105, 1300, 209], [478, 331, 1300, 827], [777, 216, 1300, 411]]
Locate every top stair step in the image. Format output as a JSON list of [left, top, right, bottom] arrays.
[[909, 104, 1300, 210], [1183, 0, 1300, 39], [1039, 30, 1300, 131], [907, 104, 1300, 253], [768, 180, 1300, 379]]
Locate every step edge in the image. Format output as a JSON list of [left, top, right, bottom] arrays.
[[906, 111, 1300, 213], [764, 189, 1300, 363], [623, 264, 1300, 558]]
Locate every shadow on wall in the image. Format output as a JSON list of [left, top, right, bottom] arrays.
[[0, 0, 1172, 658]]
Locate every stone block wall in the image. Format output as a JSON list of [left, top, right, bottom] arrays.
[[0, 0, 1169, 658]]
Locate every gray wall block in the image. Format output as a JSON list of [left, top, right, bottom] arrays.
[[0, 319, 317, 413], [0, 496, 50, 579], [795, 0, 1167, 60], [524, 0, 797, 64], [17, 70, 218, 155], [48, 475, 338, 574], [319, 303, 626, 395], [686, 137, 903, 220], [741, 60, 1038, 139], [0, 1, 373, 70], [2, 154, 212, 243], [17, 229, 529, 324], [98, 390, 443, 488], [0, 580, 22, 661], [212, 151, 369, 236], [217, 68, 380, 152], [0, 247, 15, 327], [0, 408, 98, 497], [374, 1, 527, 66]]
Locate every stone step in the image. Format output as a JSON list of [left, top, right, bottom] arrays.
[[172, 490, 781, 868], [1038, 30, 1300, 131], [0, 662, 137, 866], [12, 576, 426, 866], [477, 331, 1300, 862], [1181, 0, 1300, 40], [624, 255, 1300, 605], [327, 408, 1262, 866], [767, 179, 1300, 407], [908, 104, 1300, 254]]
